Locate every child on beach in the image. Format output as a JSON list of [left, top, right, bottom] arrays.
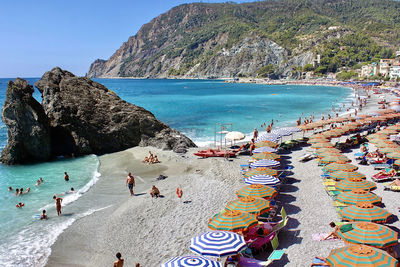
[[150, 185, 160, 198], [64, 172, 69, 181], [40, 210, 47, 220]]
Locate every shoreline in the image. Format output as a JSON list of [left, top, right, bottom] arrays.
[[44, 86, 399, 266]]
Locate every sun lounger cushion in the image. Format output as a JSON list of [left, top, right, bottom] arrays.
[[268, 249, 285, 260], [339, 224, 353, 233]]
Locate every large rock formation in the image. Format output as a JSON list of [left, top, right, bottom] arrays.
[[1, 68, 196, 164], [1, 79, 51, 164]]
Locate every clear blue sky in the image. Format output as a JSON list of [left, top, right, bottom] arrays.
[[0, 0, 256, 78]]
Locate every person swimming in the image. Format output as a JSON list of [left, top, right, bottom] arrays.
[[40, 210, 47, 220], [15, 188, 19, 196], [16, 202, 24, 208], [66, 187, 75, 194], [64, 172, 69, 182], [8, 186, 13, 192]]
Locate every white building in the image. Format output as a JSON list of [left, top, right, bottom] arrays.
[[389, 63, 400, 80]]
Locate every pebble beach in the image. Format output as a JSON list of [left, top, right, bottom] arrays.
[[44, 89, 400, 266]]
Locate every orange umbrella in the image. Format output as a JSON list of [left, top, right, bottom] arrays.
[[336, 189, 381, 205], [338, 202, 393, 223], [320, 155, 351, 164], [236, 184, 278, 199], [255, 140, 278, 148], [225, 196, 272, 216], [208, 211, 258, 232], [243, 168, 278, 178], [322, 162, 358, 173], [336, 178, 376, 191]]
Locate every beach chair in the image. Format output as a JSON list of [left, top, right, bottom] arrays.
[[371, 163, 391, 170], [238, 256, 272, 267], [267, 235, 285, 263], [333, 201, 348, 207]]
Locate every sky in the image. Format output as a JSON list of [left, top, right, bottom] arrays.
[[0, 0, 257, 78]]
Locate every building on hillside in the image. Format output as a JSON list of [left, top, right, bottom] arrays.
[[379, 59, 394, 77], [389, 63, 400, 80], [361, 62, 379, 77]]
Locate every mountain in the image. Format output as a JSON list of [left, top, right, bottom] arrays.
[[87, 0, 400, 79]]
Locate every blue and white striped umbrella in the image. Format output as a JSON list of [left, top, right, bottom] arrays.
[[161, 256, 222, 267], [250, 159, 280, 168], [244, 175, 281, 186], [253, 146, 278, 153], [257, 133, 279, 142], [190, 231, 246, 257], [271, 128, 292, 137]]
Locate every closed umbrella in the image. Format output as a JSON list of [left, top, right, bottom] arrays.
[[338, 202, 393, 223], [326, 245, 398, 267], [208, 210, 258, 232], [190, 231, 246, 257], [161, 256, 222, 267], [336, 222, 398, 248], [336, 178, 376, 191], [250, 159, 280, 168], [225, 196, 272, 216], [336, 189, 381, 205], [243, 168, 278, 178], [236, 184, 278, 199], [330, 171, 366, 181], [244, 175, 281, 187]]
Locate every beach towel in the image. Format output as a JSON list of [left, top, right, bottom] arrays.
[[312, 233, 338, 241], [339, 224, 353, 233]]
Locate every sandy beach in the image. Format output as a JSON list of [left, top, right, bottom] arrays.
[[45, 90, 400, 266]]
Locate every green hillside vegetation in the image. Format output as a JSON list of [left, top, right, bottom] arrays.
[[92, 0, 400, 78]]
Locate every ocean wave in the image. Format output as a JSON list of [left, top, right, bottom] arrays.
[[0, 205, 112, 267]]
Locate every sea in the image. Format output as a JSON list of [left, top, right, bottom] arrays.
[[0, 78, 353, 266]]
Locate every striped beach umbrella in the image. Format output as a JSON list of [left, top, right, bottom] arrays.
[[255, 140, 279, 148], [386, 152, 400, 159], [257, 133, 280, 142], [252, 146, 278, 153], [379, 147, 399, 154], [338, 202, 393, 223], [322, 162, 358, 173], [308, 138, 331, 144], [161, 256, 222, 267], [330, 171, 366, 181], [319, 155, 351, 164], [190, 231, 246, 257], [271, 128, 292, 137], [311, 142, 334, 149], [208, 210, 258, 232], [249, 159, 280, 168], [336, 178, 376, 191], [314, 148, 342, 156], [244, 175, 281, 187], [316, 151, 343, 158], [243, 168, 278, 178], [326, 245, 398, 267], [236, 184, 278, 199], [394, 159, 400, 166], [336, 189, 381, 205], [225, 196, 272, 216], [336, 222, 398, 248], [250, 152, 280, 161]]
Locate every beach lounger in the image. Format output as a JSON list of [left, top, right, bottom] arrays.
[[298, 153, 315, 162], [238, 256, 272, 267], [333, 201, 348, 207], [372, 163, 391, 170], [372, 168, 396, 182], [323, 181, 336, 186]]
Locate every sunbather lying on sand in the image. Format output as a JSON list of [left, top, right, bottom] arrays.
[[322, 222, 340, 240]]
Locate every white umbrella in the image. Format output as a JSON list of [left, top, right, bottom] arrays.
[[190, 231, 246, 257], [225, 131, 245, 141]]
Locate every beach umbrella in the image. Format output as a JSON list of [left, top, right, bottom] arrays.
[[208, 210, 258, 232], [386, 152, 400, 159], [379, 147, 399, 154], [311, 142, 334, 149], [336, 178, 376, 191], [236, 184, 278, 199], [252, 146, 278, 153], [244, 175, 281, 187], [314, 148, 342, 155], [225, 131, 245, 141], [243, 168, 278, 178], [250, 152, 280, 161], [225, 196, 272, 216], [315, 151, 343, 158], [338, 202, 393, 223], [249, 159, 280, 168], [161, 255, 222, 267], [394, 159, 400, 166], [271, 128, 292, 137], [257, 133, 280, 142], [326, 245, 398, 267], [330, 171, 366, 181], [336, 189, 381, 205], [308, 138, 331, 144], [319, 155, 351, 164], [255, 140, 278, 148], [189, 231, 246, 257], [322, 162, 358, 173], [336, 222, 398, 248]]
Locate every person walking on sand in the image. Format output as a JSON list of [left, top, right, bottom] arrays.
[[53, 195, 63, 216], [64, 172, 69, 182], [114, 252, 124, 267], [126, 172, 135, 196]]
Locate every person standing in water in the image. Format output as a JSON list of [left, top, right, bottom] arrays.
[[253, 128, 258, 141], [53, 195, 63, 216], [126, 172, 135, 196], [64, 172, 69, 182]]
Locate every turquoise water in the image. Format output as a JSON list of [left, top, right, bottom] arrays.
[[0, 78, 352, 266]]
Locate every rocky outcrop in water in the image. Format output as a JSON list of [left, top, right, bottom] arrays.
[[1, 79, 52, 164], [1, 68, 196, 164]]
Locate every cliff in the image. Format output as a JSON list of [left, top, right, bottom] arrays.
[[87, 0, 400, 79], [1, 68, 196, 164]]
